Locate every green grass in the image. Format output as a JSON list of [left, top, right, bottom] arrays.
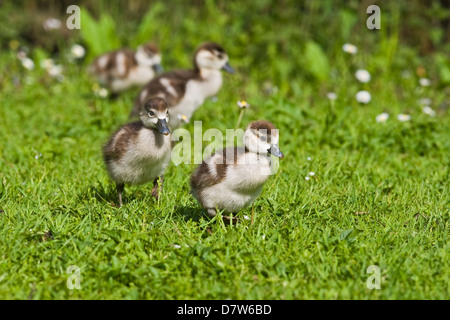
[[0, 2, 449, 300]]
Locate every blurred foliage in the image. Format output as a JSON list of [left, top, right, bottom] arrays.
[[0, 0, 449, 90]]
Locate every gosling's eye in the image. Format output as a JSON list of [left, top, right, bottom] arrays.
[[148, 111, 155, 117], [166, 111, 169, 117], [217, 53, 223, 59], [260, 136, 267, 142]]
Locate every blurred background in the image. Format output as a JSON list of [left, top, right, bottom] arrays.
[[1, 0, 450, 97]]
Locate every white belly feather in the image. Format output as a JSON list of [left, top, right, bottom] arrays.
[[169, 71, 222, 129], [199, 153, 273, 213], [111, 66, 155, 93], [107, 129, 171, 185]]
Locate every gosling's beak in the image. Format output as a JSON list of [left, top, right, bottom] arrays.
[[156, 118, 170, 135], [268, 144, 284, 159], [222, 62, 235, 74], [152, 64, 163, 73]]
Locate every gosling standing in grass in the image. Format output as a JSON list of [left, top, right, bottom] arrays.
[[190, 120, 284, 220], [103, 97, 171, 207], [89, 42, 163, 95], [130, 42, 234, 129]]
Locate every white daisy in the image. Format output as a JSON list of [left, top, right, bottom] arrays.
[[397, 114, 411, 122], [355, 69, 371, 83], [98, 88, 108, 98], [307, 157, 312, 161], [376, 113, 389, 123], [47, 65, 63, 77], [419, 98, 431, 105], [326, 92, 337, 100], [177, 114, 189, 123], [17, 51, 27, 60], [305, 176, 310, 181], [71, 44, 86, 59], [401, 70, 411, 79], [422, 106, 436, 117], [173, 244, 181, 249], [40, 58, 54, 70], [342, 43, 358, 55], [237, 100, 250, 109], [21, 58, 35, 70], [43, 18, 61, 31], [419, 78, 430, 87], [356, 90, 371, 104], [243, 215, 251, 220], [308, 172, 315, 176]]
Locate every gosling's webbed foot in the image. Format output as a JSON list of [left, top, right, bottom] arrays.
[[117, 183, 125, 208], [151, 176, 164, 200]]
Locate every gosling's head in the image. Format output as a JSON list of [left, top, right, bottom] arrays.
[[136, 42, 163, 73], [194, 42, 234, 74], [140, 97, 170, 135], [244, 120, 284, 159]]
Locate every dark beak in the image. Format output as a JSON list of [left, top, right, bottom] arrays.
[[152, 64, 163, 73], [156, 118, 170, 135], [268, 144, 284, 159], [222, 62, 235, 74]]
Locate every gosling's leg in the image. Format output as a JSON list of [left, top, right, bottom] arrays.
[[207, 208, 239, 224], [109, 92, 120, 100], [206, 208, 217, 217], [117, 183, 124, 208], [151, 175, 164, 199]]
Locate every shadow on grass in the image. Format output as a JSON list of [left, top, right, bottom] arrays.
[[77, 183, 119, 206], [172, 205, 207, 223], [77, 183, 155, 208]]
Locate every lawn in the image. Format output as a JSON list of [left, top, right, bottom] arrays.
[[0, 1, 448, 299]]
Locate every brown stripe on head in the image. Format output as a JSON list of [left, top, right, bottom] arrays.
[[193, 42, 227, 71], [142, 43, 159, 55], [143, 97, 169, 112], [248, 120, 276, 135], [197, 42, 226, 54]]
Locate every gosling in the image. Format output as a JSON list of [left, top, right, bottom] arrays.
[[130, 42, 234, 129], [103, 97, 171, 207], [190, 120, 284, 220], [89, 42, 162, 95]]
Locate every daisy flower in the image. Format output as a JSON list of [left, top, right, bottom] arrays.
[[355, 69, 371, 83], [419, 98, 431, 105], [43, 18, 61, 31], [397, 114, 411, 122], [342, 43, 358, 55], [422, 106, 436, 117], [419, 78, 430, 87], [237, 100, 250, 109], [71, 44, 86, 59], [356, 90, 371, 104], [177, 114, 190, 123], [326, 92, 337, 100], [21, 58, 35, 70], [98, 88, 108, 98], [376, 113, 389, 123], [40, 58, 55, 70]]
